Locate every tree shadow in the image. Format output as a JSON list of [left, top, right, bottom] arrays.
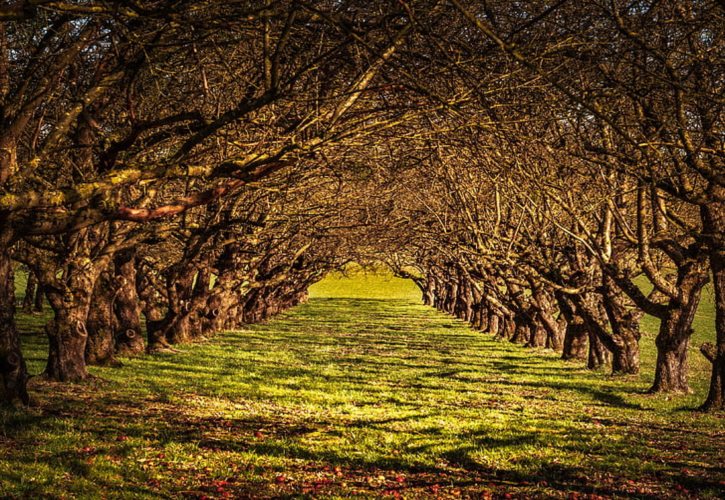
[[5, 297, 722, 498]]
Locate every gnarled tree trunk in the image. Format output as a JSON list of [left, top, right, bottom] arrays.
[[113, 250, 145, 356], [44, 267, 96, 381], [558, 294, 588, 361], [562, 322, 588, 361], [526, 323, 547, 348], [701, 194, 724, 410], [34, 282, 44, 312], [85, 270, 116, 365], [423, 275, 435, 306], [137, 269, 170, 352], [588, 331, 610, 370], [574, 292, 611, 369], [531, 286, 564, 351], [0, 228, 29, 405], [650, 257, 709, 393], [601, 276, 642, 375], [509, 315, 528, 344], [21, 268, 36, 313], [487, 311, 500, 336]]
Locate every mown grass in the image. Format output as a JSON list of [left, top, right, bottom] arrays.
[[1, 270, 723, 498]]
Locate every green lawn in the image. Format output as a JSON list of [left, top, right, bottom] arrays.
[[1, 271, 723, 498]]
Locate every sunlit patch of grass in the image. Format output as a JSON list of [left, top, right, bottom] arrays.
[[1, 271, 722, 498], [308, 265, 421, 300]]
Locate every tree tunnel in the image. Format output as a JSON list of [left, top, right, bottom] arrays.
[[0, 0, 722, 414]]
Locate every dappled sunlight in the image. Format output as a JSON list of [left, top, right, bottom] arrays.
[[2, 284, 722, 497]]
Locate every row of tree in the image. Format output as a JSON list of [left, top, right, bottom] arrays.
[[0, 1, 722, 412], [0, 0, 437, 404], [381, 0, 723, 410]]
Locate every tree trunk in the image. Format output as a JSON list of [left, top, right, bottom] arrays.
[[577, 290, 612, 369], [43, 261, 101, 381], [487, 312, 500, 336], [21, 269, 36, 313], [137, 269, 170, 352], [571, 292, 620, 369], [588, 331, 610, 369], [167, 312, 194, 344], [165, 271, 198, 344], [0, 229, 29, 405], [113, 251, 145, 356], [423, 275, 435, 306], [34, 283, 44, 312], [558, 293, 588, 360], [85, 270, 116, 365], [509, 315, 528, 344], [601, 276, 642, 375], [531, 285, 564, 351], [611, 335, 640, 375], [501, 314, 515, 340], [650, 258, 709, 393], [526, 322, 547, 348], [145, 306, 169, 352], [44, 304, 91, 381], [478, 305, 490, 332], [469, 287, 487, 331], [701, 195, 725, 410], [562, 322, 588, 361], [202, 274, 236, 335], [445, 281, 457, 315], [651, 333, 691, 393], [194, 268, 211, 296], [455, 279, 473, 321], [203, 294, 226, 334]]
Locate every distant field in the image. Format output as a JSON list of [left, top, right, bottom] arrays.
[[1, 270, 721, 498], [309, 267, 421, 300]]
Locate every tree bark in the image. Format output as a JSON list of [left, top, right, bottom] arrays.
[[509, 315, 528, 344], [588, 331, 610, 369], [610, 335, 640, 375], [137, 269, 170, 352], [34, 282, 44, 312], [0, 227, 29, 405], [601, 275, 642, 375], [42, 240, 112, 381], [701, 194, 724, 410], [562, 322, 588, 361], [487, 312, 500, 336], [423, 275, 435, 306], [558, 292, 588, 360], [501, 314, 515, 340], [478, 304, 490, 332], [144, 306, 168, 352], [167, 311, 194, 344], [526, 323, 547, 348], [163, 271, 199, 344], [650, 258, 709, 393], [531, 284, 564, 351], [44, 271, 94, 381], [85, 270, 116, 365], [21, 269, 36, 313], [113, 250, 145, 356], [445, 280, 457, 315]]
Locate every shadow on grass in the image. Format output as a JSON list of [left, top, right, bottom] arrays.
[[3, 297, 722, 498], [3, 380, 722, 498]]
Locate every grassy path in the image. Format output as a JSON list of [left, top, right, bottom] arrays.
[[1, 274, 723, 498]]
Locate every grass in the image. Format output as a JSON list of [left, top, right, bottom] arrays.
[[1, 270, 723, 498]]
